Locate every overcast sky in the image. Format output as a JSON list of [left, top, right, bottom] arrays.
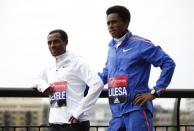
[[0, 0, 194, 108]]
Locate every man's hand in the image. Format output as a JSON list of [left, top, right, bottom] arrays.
[[68, 116, 79, 125], [133, 93, 156, 106], [42, 87, 53, 96]]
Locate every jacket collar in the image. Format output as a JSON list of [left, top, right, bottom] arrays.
[[54, 51, 72, 68], [109, 31, 132, 48], [55, 51, 68, 61]]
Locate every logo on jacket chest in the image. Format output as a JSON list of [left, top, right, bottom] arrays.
[[108, 76, 128, 104]]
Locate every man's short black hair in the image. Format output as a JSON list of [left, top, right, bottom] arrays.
[[48, 29, 68, 42], [106, 5, 131, 23]]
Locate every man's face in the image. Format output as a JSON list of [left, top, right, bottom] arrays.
[[107, 13, 128, 38], [47, 32, 67, 56]]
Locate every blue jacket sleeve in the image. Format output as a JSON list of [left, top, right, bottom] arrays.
[[98, 62, 108, 85], [141, 43, 176, 96]]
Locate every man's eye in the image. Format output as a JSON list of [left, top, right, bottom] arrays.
[[53, 40, 60, 43]]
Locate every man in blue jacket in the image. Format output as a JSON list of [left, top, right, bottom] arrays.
[[99, 5, 176, 131]]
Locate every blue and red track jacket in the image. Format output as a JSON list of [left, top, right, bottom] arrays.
[[99, 31, 175, 117]]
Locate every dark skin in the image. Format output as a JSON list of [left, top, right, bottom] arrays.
[[43, 32, 79, 125], [107, 13, 157, 106], [47, 32, 67, 57], [107, 13, 128, 38]]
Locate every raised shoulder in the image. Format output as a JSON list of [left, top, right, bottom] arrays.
[[131, 35, 153, 44]]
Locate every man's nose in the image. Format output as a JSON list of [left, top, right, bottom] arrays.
[[108, 23, 114, 29], [50, 42, 55, 48]]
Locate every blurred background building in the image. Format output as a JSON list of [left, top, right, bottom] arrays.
[[186, 99, 194, 123], [0, 98, 48, 131], [185, 99, 194, 131], [0, 98, 194, 131]]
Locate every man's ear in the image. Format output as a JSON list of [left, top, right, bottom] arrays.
[[64, 39, 68, 46], [65, 39, 68, 45], [124, 20, 129, 29]]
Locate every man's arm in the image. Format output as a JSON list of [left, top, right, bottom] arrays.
[[32, 68, 50, 94], [134, 43, 175, 105], [143, 44, 175, 96], [69, 58, 104, 121]]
